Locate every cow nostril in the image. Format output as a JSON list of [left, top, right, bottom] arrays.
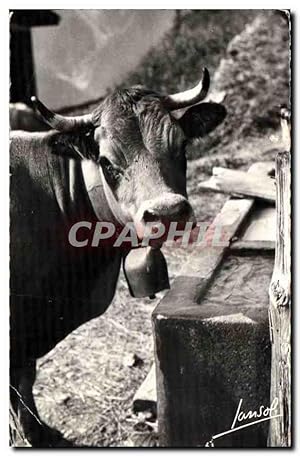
[[142, 200, 193, 224], [173, 200, 192, 221], [143, 210, 160, 223], [179, 200, 192, 218]]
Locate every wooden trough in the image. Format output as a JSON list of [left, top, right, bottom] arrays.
[[135, 161, 278, 447]]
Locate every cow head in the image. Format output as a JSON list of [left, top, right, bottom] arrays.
[[32, 68, 226, 240]]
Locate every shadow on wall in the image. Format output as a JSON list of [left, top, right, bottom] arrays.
[[32, 10, 175, 110]]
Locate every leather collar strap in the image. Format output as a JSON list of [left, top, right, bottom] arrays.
[[81, 159, 129, 226]]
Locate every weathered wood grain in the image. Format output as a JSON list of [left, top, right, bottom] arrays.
[[230, 240, 275, 251], [239, 206, 275, 242], [268, 150, 291, 447], [198, 167, 276, 202]]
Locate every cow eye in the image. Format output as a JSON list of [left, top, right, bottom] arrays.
[[99, 156, 122, 188]]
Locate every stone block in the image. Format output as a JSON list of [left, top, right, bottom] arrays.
[[153, 253, 273, 447]]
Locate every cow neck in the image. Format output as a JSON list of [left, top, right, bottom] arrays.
[[81, 159, 129, 227]]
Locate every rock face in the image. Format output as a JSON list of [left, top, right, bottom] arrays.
[[32, 10, 174, 109], [202, 11, 290, 157]]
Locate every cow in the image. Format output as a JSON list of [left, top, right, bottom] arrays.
[[10, 68, 226, 446]]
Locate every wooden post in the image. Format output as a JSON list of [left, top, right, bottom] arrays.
[[10, 11, 60, 103], [268, 109, 291, 447]]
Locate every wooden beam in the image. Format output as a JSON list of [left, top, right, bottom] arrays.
[[198, 167, 276, 203], [268, 150, 291, 446], [237, 206, 276, 243], [230, 240, 275, 251], [10, 10, 60, 29], [230, 204, 276, 251]]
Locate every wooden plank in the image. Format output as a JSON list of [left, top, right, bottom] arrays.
[[268, 149, 291, 446], [231, 204, 276, 251], [228, 164, 275, 250], [230, 240, 275, 251], [246, 161, 274, 176], [238, 206, 276, 243], [198, 167, 276, 203]]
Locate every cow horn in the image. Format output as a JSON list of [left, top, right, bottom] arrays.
[[163, 67, 210, 110], [31, 96, 94, 132]]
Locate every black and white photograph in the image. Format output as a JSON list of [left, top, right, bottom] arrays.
[[9, 9, 291, 448]]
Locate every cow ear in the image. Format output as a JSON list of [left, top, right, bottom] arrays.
[[178, 102, 226, 140]]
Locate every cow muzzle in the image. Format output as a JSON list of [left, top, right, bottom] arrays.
[[138, 194, 194, 223], [134, 193, 195, 244]]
